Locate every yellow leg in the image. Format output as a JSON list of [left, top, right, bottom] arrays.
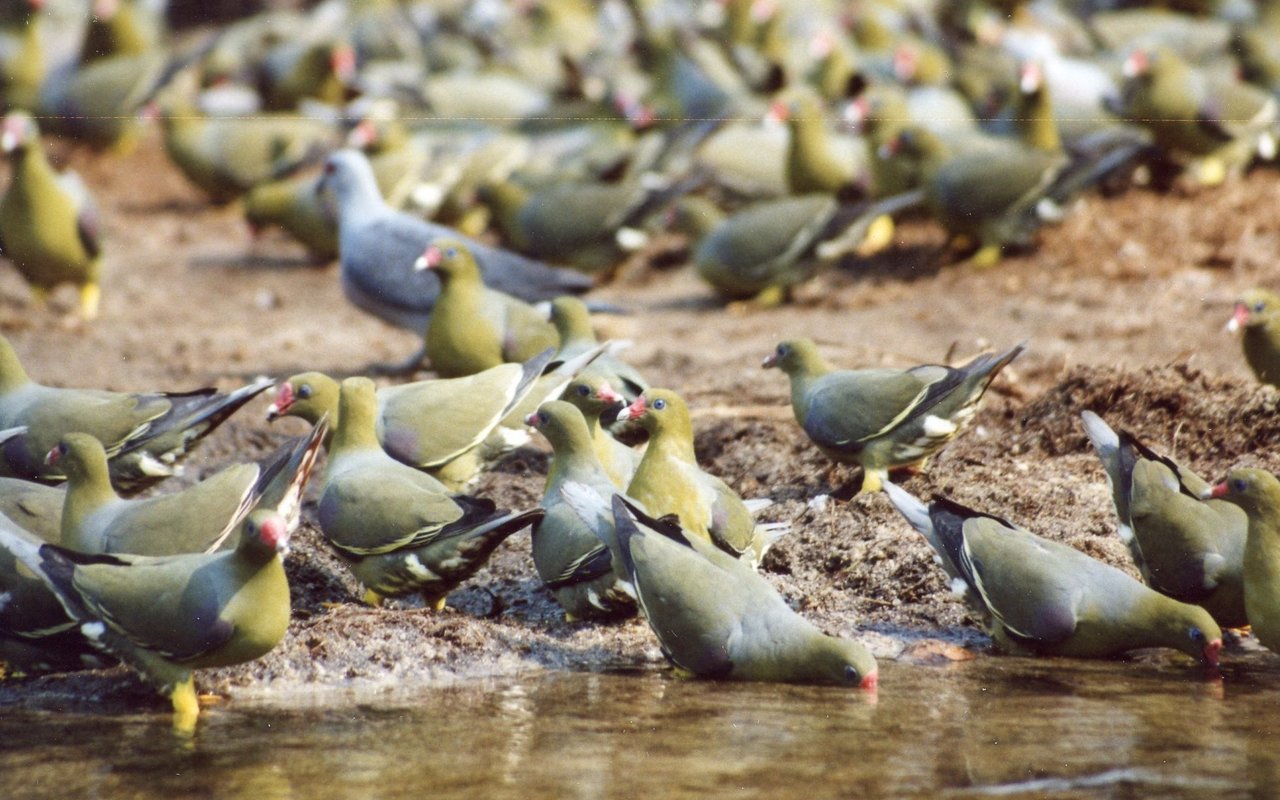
[[1192, 156, 1227, 188], [362, 588, 385, 607], [855, 214, 895, 257], [79, 283, 100, 320], [429, 596, 447, 611], [970, 244, 1002, 269], [170, 675, 200, 735], [860, 469, 885, 494], [564, 612, 578, 623], [672, 665, 697, 679]]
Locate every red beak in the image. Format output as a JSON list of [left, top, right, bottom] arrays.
[[596, 383, 624, 405], [1204, 638, 1223, 668], [44, 446, 60, 465], [762, 352, 778, 368], [1229, 303, 1251, 331], [259, 515, 289, 552], [330, 44, 356, 83], [617, 395, 646, 422], [860, 670, 878, 690], [266, 383, 294, 421], [414, 246, 443, 271], [524, 412, 539, 427], [1209, 481, 1230, 499], [767, 99, 789, 123]]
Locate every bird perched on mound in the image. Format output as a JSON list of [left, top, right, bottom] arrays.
[[315, 377, 543, 608], [318, 149, 592, 370], [548, 296, 648, 402], [562, 489, 877, 686], [51, 423, 324, 557], [0, 111, 103, 318], [1226, 288, 1280, 387], [615, 388, 784, 565], [884, 483, 1223, 666], [764, 338, 1022, 493], [417, 238, 560, 378], [1204, 469, 1280, 654], [559, 374, 638, 489], [0, 335, 272, 491], [0, 509, 294, 732], [526, 401, 636, 621], [267, 347, 610, 492], [1081, 411, 1246, 628]]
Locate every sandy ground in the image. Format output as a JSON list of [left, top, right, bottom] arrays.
[[2, 129, 1279, 711]]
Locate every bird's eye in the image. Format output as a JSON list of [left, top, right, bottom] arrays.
[[538, 412, 548, 425], [576, 384, 591, 397], [1189, 627, 1205, 643], [1256, 302, 1266, 312], [58, 442, 68, 456], [653, 398, 666, 410], [1233, 478, 1248, 492], [445, 247, 458, 259], [844, 665, 858, 682], [298, 384, 313, 399], [776, 344, 788, 356]]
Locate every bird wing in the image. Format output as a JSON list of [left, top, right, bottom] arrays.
[[959, 517, 1083, 645], [343, 213, 440, 318], [379, 367, 523, 468], [318, 467, 466, 556], [55, 170, 102, 259], [799, 369, 933, 451]]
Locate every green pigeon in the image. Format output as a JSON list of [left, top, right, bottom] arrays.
[[157, 91, 336, 204], [549, 295, 648, 401], [561, 489, 878, 687], [773, 88, 867, 199], [243, 172, 339, 262], [0, 0, 45, 113], [417, 238, 561, 378], [880, 125, 1146, 266], [0, 508, 294, 732], [0, 335, 272, 492], [525, 401, 636, 621], [78, 0, 165, 65], [1226, 288, 1280, 387], [316, 377, 543, 608], [1082, 411, 1246, 628], [50, 421, 325, 557], [764, 338, 1023, 493], [1205, 469, 1280, 654], [1112, 46, 1277, 186], [884, 482, 1224, 666], [41, 50, 172, 151], [669, 191, 922, 306], [0, 427, 114, 675], [559, 373, 638, 489], [615, 388, 784, 565], [267, 346, 608, 492], [256, 38, 356, 111], [0, 111, 103, 318]]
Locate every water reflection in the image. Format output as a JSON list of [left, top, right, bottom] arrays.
[[2, 654, 1278, 799]]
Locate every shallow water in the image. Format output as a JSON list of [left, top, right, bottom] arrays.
[[2, 654, 1279, 799]]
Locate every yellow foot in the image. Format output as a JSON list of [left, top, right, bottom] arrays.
[[564, 612, 579, 623], [672, 665, 697, 679], [860, 469, 886, 494], [170, 675, 200, 735], [727, 285, 787, 313], [969, 244, 1002, 269], [1191, 156, 1228, 188], [362, 589, 385, 607], [78, 283, 100, 320], [855, 214, 895, 257], [428, 596, 447, 611]]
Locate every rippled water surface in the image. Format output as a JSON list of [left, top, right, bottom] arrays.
[[3, 655, 1279, 798]]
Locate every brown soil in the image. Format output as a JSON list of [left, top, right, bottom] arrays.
[[3, 132, 1279, 711]]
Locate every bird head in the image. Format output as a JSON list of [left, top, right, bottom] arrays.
[[563, 376, 621, 416], [244, 511, 290, 556], [762, 339, 824, 375], [1204, 468, 1280, 517], [413, 239, 474, 279], [1122, 48, 1151, 80], [330, 43, 357, 84], [267, 374, 336, 424], [0, 112, 37, 155], [613, 389, 688, 437], [1227, 289, 1279, 332], [526, 401, 590, 451], [45, 434, 108, 483]]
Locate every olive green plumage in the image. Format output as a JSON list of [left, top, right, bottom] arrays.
[[419, 238, 560, 378], [559, 373, 637, 489], [1082, 412, 1246, 628], [316, 377, 543, 608], [764, 338, 1023, 493], [1204, 468, 1280, 654], [243, 173, 339, 262], [885, 483, 1224, 666], [0, 334, 272, 492], [0, 0, 44, 112], [616, 388, 780, 564], [268, 349, 567, 492], [549, 296, 648, 401], [778, 88, 862, 197], [0, 112, 102, 318], [1227, 288, 1280, 387], [562, 489, 877, 686], [79, 0, 164, 65], [526, 401, 636, 621], [0, 508, 294, 731], [257, 38, 354, 111]]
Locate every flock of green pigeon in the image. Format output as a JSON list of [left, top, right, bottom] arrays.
[[3, 0, 1280, 733]]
